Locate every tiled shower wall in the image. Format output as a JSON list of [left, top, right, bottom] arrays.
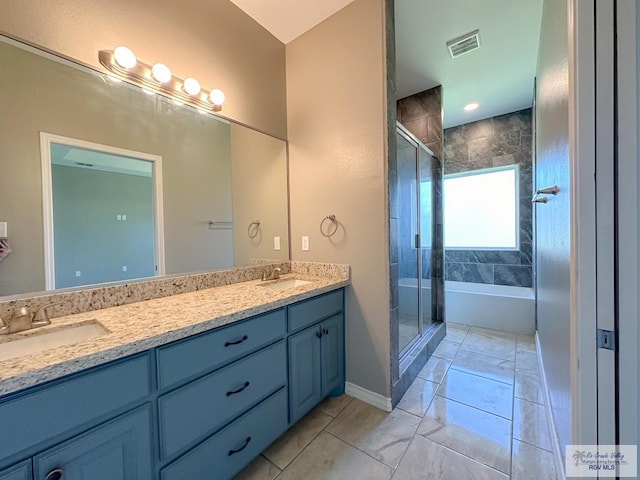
[[443, 108, 533, 288]]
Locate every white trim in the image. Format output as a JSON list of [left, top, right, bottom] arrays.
[[345, 382, 392, 412], [39, 132, 166, 288], [537, 332, 566, 480], [567, 0, 598, 447]]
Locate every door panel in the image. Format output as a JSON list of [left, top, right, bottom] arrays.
[[321, 314, 345, 395], [288, 326, 321, 424]]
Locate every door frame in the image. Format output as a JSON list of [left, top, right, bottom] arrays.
[[40, 132, 166, 289]]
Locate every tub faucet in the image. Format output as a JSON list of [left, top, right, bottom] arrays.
[[262, 267, 281, 281]]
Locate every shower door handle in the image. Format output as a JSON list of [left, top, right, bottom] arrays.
[[415, 234, 421, 249]]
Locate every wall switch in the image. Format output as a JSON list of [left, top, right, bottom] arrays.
[[75, 271, 81, 277], [122, 214, 127, 221], [116, 214, 122, 221], [274, 236, 281, 251], [302, 236, 309, 251], [0, 222, 7, 238], [122, 265, 128, 272]]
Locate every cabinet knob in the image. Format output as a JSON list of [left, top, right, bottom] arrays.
[[44, 469, 64, 480], [315, 331, 322, 338], [323, 328, 329, 335]]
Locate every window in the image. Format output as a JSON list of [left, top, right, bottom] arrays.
[[444, 165, 519, 249]]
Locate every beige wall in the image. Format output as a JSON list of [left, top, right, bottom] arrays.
[[0, 0, 287, 139], [286, 0, 391, 397], [230, 124, 289, 265]]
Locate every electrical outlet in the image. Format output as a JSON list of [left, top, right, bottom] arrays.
[[122, 214, 127, 221], [274, 236, 281, 251], [302, 236, 309, 251], [116, 214, 122, 221], [75, 271, 81, 277], [122, 265, 128, 272]]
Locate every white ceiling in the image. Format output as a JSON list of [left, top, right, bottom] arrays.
[[228, 0, 356, 44], [230, 0, 543, 128]]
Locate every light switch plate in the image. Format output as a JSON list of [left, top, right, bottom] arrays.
[[274, 236, 281, 251], [302, 236, 309, 251], [0, 222, 6, 238]]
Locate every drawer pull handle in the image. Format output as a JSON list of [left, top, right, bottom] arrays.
[[228, 436, 252, 456], [226, 381, 250, 396], [224, 335, 248, 347], [44, 469, 64, 480], [323, 328, 329, 335]]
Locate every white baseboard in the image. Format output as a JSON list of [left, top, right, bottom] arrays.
[[536, 332, 566, 480], [345, 382, 392, 412]]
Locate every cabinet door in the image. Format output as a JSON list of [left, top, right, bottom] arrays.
[[0, 461, 31, 480], [288, 326, 321, 423], [321, 314, 345, 395], [33, 406, 152, 480]]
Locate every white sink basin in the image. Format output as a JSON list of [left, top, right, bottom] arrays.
[[261, 279, 312, 291], [0, 321, 108, 362]]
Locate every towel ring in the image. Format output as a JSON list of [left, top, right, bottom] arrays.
[[320, 215, 338, 238], [247, 220, 261, 238]]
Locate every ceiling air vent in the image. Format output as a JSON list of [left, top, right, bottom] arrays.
[[446, 30, 481, 58]]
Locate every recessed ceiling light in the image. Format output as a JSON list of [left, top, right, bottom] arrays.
[[464, 102, 479, 111]]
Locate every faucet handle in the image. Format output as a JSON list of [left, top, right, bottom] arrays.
[[33, 302, 63, 326]]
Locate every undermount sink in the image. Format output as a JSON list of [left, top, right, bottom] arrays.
[[260, 279, 312, 291], [0, 320, 108, 362]]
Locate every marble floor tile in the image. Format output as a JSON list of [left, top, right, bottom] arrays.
[[450, 350, 515, 385], [392, 435, 508, 480], [416, 395, 512, 474], [461, 328, 517, 361], [511, 439, 558, 480], [263, 409, 333, 469], [325, 399, 420, 469], [234, 455, 280, 480], [277, 432, 393, 480], [396, 377, 438, 417], [417, 356, 451, 384], [516, 334, 536, 354], [432, 340, 461, 361], [515, 350, 540, 375], [443, 322, 468, 342], [513, 398, 552, 451], [438, 369, 514, 419], [315, 394, 354, 417], [514, 370, 545, 405]]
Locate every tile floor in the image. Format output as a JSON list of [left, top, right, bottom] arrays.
[[234, 323, 558, 480]]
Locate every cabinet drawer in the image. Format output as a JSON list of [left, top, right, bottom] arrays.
[[161, 388, 288, 480], [0, 353, 151, 460], [158, 341, 286, 460], [157, 308, 286, 390], [288, 289, 343, 332]]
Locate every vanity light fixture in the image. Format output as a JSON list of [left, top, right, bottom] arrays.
[[99, 47, 225, 112]]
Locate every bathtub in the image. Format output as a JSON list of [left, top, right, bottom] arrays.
[[398, 278, 535, 335]]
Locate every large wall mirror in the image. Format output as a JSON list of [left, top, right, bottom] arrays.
[[0, 36, 290, 298]]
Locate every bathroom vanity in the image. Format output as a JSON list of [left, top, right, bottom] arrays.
[[0, 273, 347, 480]]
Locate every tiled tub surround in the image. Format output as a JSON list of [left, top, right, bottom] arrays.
[[443, 109, 533, 288], [0, 262, 349, 396]]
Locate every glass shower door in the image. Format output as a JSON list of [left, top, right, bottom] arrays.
[[420, 147, 434, 328], [396, 130, 421, 355]]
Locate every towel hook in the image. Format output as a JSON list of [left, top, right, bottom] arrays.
[[247, 220, 261, 238], [320, 215, 338, 237]]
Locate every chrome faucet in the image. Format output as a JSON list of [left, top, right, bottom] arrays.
[[262, 267, 281, 281], [0, 302, 62, 335]]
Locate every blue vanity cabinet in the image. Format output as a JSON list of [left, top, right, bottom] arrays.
[[288, 290, 345, 424], [32, 405, 153, 480], [0, 462, 31, 480]]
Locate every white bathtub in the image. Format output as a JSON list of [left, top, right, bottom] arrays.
[[398, 278, 535, 335]]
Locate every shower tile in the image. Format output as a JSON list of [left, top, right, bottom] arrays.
[[494, 265, 532, 288], [451, 350, 515, 385], [326, 399, 420, 469], [437, 369, 514, 419], [492, 153, 516, 167], [515, 151, 533, 172], [444, 124, 466, 145], [520, 243, 533, 265], [463, 118, 494, 140], [521, 221, 533, 243], [467, 137, 497, 163], [445, 263, 494, 284], [402, 117, 429, 145], [493, 109, 532, 132], [521, 132, 533, 153], [428, 115, 442, 144], [416, 395, 512, 474], [493, 131, 522, 157], [519, 198, 533, 225]]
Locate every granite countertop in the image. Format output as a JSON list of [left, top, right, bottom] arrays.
[[0, 273, 349, 396]]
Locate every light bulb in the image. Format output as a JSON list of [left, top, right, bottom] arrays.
[[113, 46, 137, 69], [183, 77, 201, 96], [152, 63, 172, 83], [464, 102, 479, 111], [209, 89, 225, 106]]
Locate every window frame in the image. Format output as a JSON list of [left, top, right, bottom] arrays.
[[443, 164, 520, 251]]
